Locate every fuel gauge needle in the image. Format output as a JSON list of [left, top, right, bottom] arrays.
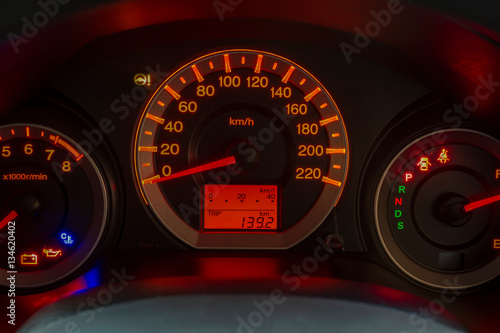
[[149, 156, 236, 184], [0, 210, 18, 230], [464, 194, 500, 212]]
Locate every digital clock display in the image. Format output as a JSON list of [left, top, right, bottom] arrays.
[[203, 185, 279, 231]]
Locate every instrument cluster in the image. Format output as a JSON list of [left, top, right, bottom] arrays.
[[0, 3, 498, 312]]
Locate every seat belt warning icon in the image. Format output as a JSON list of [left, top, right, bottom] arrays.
[[437, 148, 450, 164]]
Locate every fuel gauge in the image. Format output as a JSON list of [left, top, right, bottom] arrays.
[[375, 129, 500, 289]]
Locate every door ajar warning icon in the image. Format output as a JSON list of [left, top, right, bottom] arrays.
[[417, 157, 431, 171]]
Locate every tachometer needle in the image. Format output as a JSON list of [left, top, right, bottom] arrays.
[[0, 210, 18, 230], [150, 156, 236, 184], [464, 194, 500, 212]]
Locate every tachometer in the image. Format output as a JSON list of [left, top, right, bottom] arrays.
[[134, 49, 348, 249], [0, 123, 108, 290]]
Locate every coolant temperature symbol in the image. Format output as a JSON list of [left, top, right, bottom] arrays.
[[60, 232, 74, 245]]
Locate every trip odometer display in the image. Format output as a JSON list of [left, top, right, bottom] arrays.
[[134, 49, 349, 249]]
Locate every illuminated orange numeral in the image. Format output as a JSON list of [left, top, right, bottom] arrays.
[[196, 85, 215, 97], [24, 144, 33, 155], [297, 123, 318, 135], [270, 87, 292, 98], [219, 75, 241, 88], [296, 167, 322, 179], [246, 76, 268, 88], [1, 146, 11, 157], [164, 121, 184, 133], [45, 149, 55, 160], [298, 145, 324, 157], [160, 143, 180, 155], [162, 165, 172, 177], [178, 101, 198, 113], [286, 103, 308, 115], [62, 161, 71, 172]]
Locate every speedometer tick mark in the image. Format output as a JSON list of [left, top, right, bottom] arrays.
[[165, 85, 181, 100], [142, 175, 160, 185], [272, 62, 278, 70], [322, 177, 342, 187], [146, 113, 165, 125], [157, 101, 165, 107], [326, 148, 346, 154], [255, 54, 263, 73], [299, 78, 306, 85], [282, 66, 295, 84], [191, 65, 204, 82], [320, 103, 327, 109], [138, 146, 158, 153], [304, 87, 321, 102], [224, 54, 231, 73], [319, 116, 338, 126]]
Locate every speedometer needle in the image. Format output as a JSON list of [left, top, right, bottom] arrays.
[[0, 210, 18, 230], [150, 156, 236, 184], [464, 194, 500, 212]]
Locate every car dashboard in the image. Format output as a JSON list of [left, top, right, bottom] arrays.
[[0, 0, 499, 332]]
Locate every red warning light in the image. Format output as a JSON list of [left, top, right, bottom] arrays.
[[437, 148, 450, 164], [21, 254, 38, 265], [417, 157, 431, 172], [405, 172, 413, 182]]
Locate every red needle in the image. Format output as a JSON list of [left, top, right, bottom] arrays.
[[464, 194, 500, 212], [150, 156, 236, 184], [0, 210, 18, 230]]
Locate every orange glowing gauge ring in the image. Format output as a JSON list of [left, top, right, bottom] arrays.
[[134, 49, 349, 249]]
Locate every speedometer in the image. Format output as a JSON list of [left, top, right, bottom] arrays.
[[134, 49, 348, 248]]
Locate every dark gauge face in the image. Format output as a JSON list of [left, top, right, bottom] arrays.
[[375, 129, 500, 289], [134, 49, 349, 249], [0, 124, 107, 290]]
